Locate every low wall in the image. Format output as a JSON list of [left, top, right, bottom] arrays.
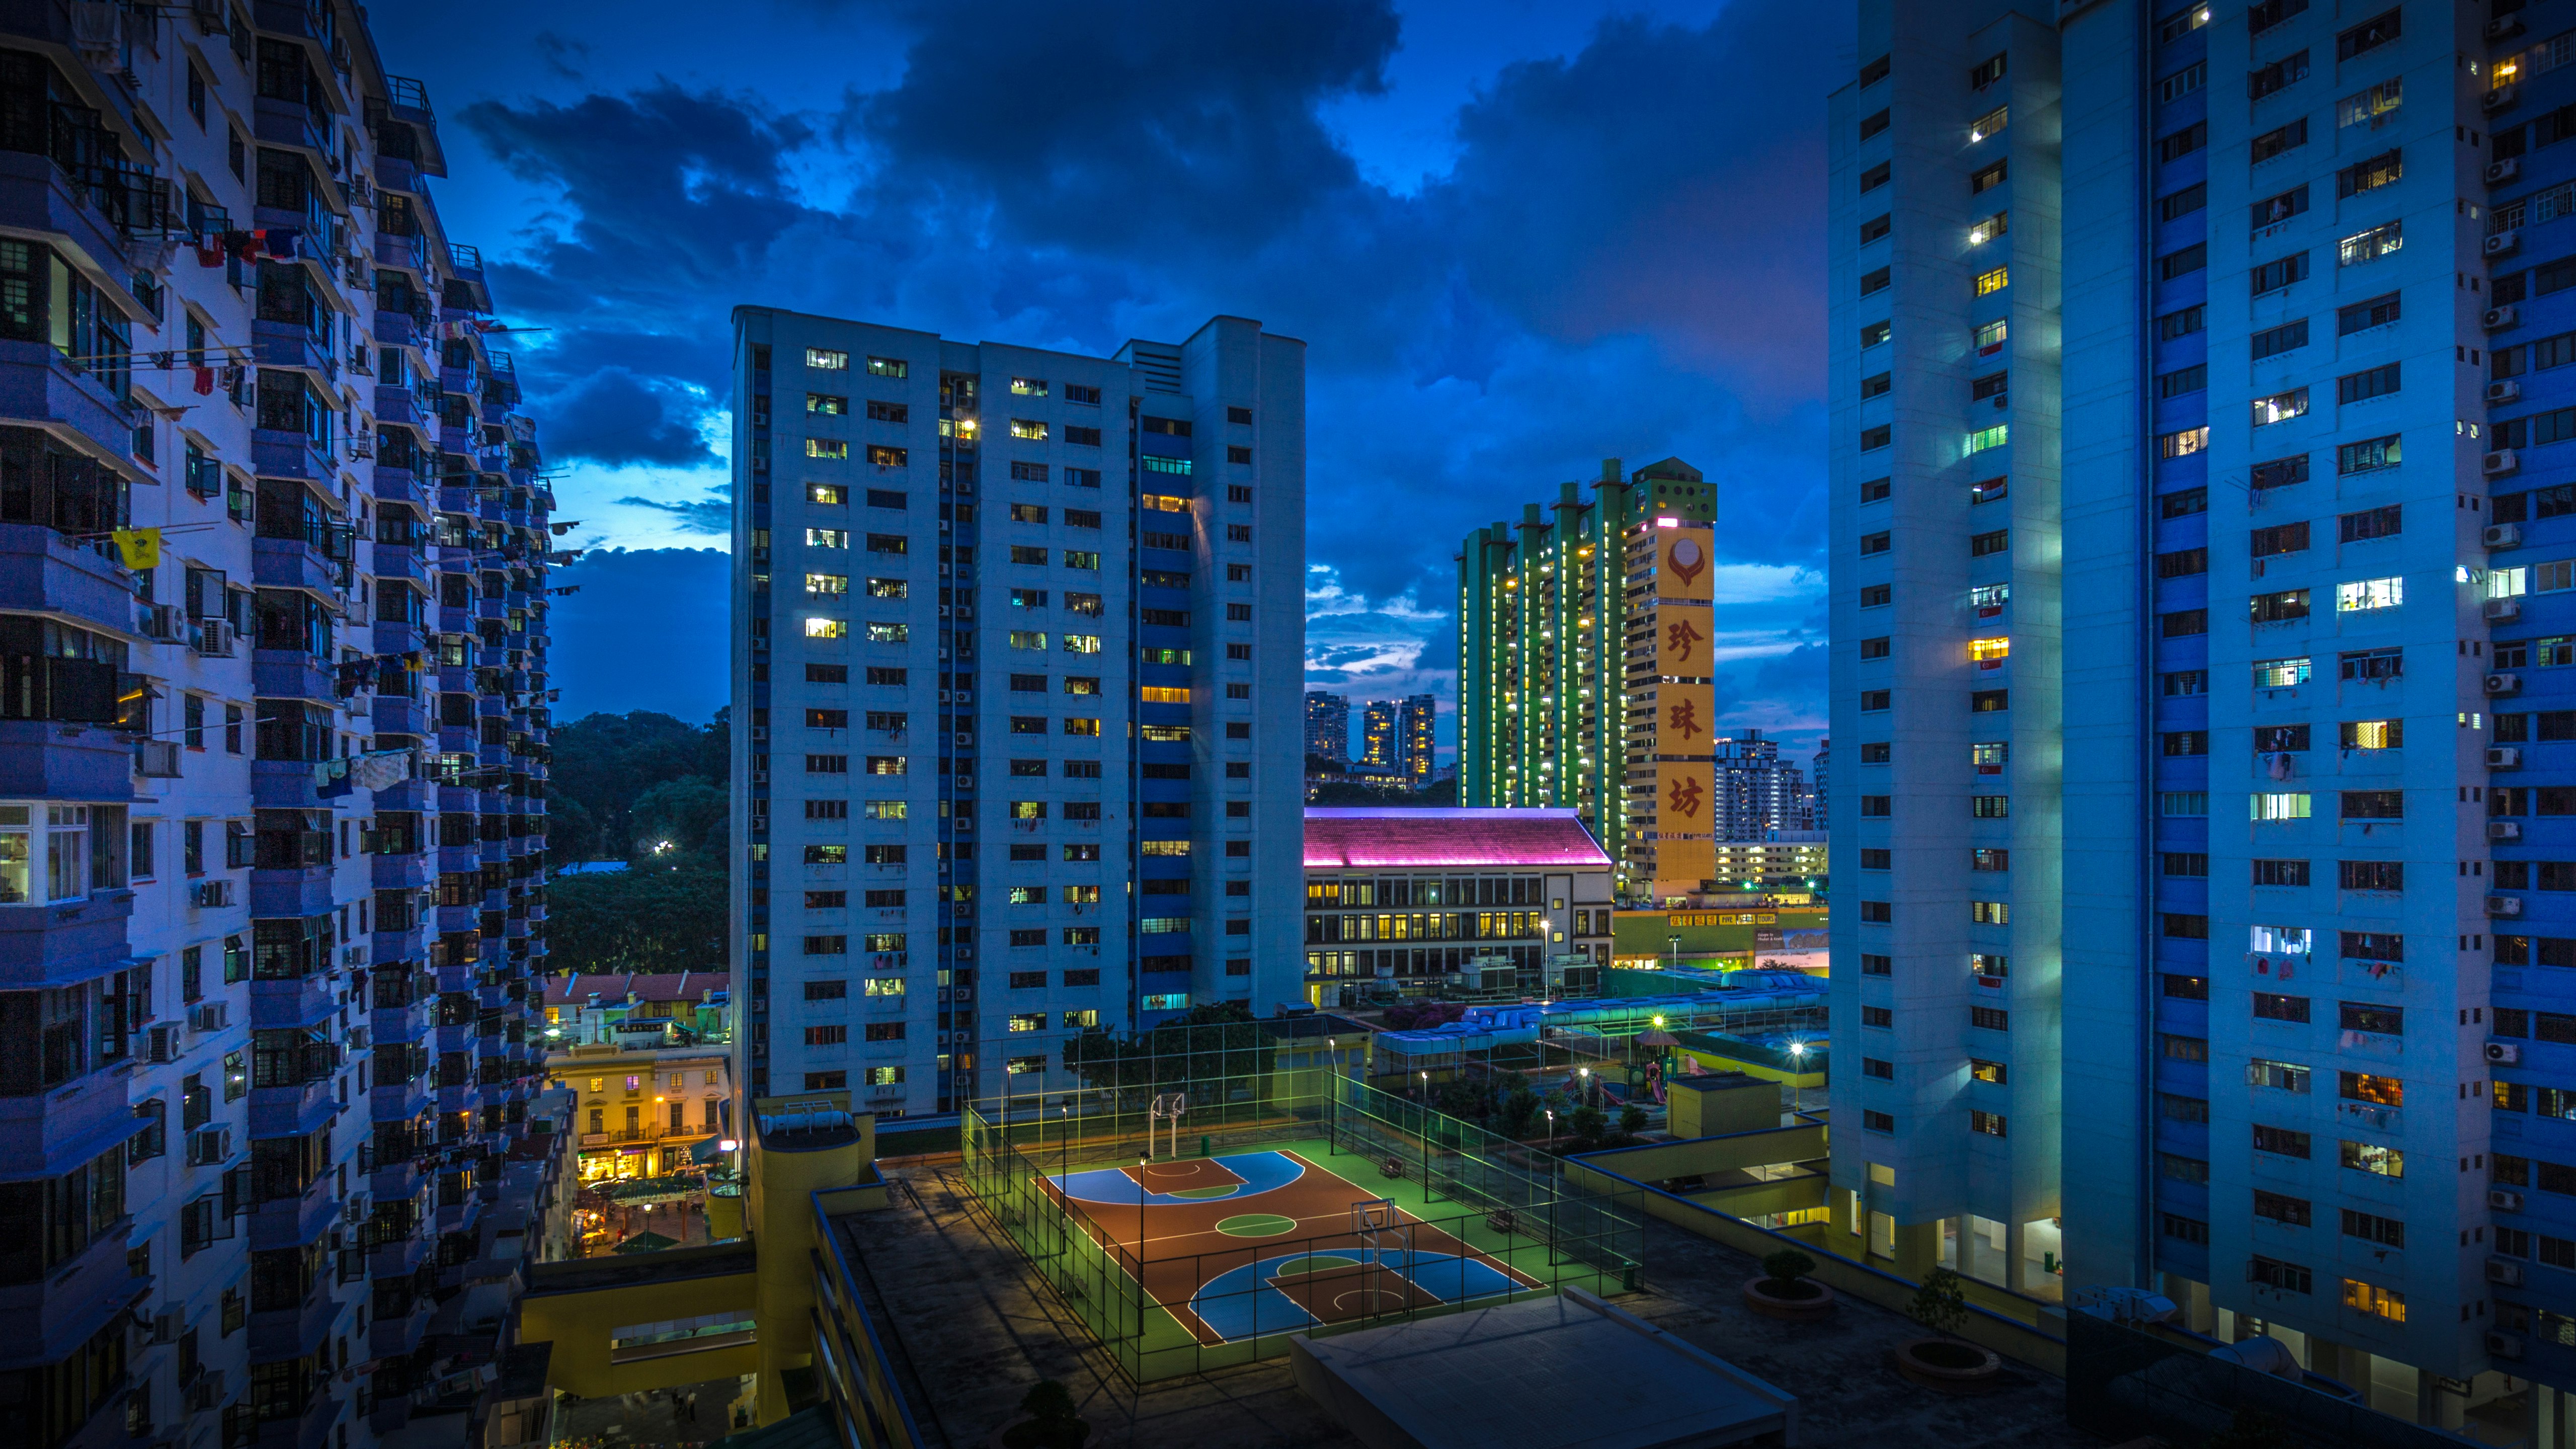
[[1568, 1145, 2068, 1378], [519, 1244, 762, 1398]]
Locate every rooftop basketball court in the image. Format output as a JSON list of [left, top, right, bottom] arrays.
[[964, 1066, 1643, 1381]]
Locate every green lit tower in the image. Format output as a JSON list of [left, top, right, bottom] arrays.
[[1457, 458, 1718, 898]]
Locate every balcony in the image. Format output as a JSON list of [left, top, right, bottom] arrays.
[[247, 1279, 341, 1360], [0, 337, 142, 464], [371, 691, 427, 738], [253, 317, 336, 380], [249, 973, 337, 1032], [370, 850, 432, 893], [252, 533, 344, 597], [0, 523, 133, 637], [0, 1216, 146, 1379], [252, 650, 337, 703], [0, 715, 135, 803], [246, 1069, 339, 1142], [0, 886, 132, 990], [252, 426, 336, 485], [0, 142, 168, 280], [252, 93, 332, 160]]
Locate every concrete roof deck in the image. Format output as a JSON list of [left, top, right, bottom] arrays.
[[834, 1161, 2101, 1448]]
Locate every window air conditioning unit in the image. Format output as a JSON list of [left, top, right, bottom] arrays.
[[194, 618, 234, 656], [2489, 1257, 2527, 1287], [187, 1128, 230, 1166], [192, 879, 235, 909], [2489, 1332, 2527, 1361], [2487, 305, 2522, 331], [2488, 228, 2523, 257], [2489, 1041, 2524, 1066], [2492, 821, 2525, 841], [145, 1024, 175, 1064], [139, 602, 182, 640], [2490, 16, 2528, 41], [2491, 1188, 2526, 1212], [2486, 521, 2525, 549], [2489, 158, 2524, 186], [2488, 895, 2524, 917], [2486, 672, 2522, 695], [2489, 380, 2523, 404], [2486, 454, 2522, 480], [190, 1003, 227, 1032], [2487, 598, 2524, 623], [2487, 84, 2521, 113], [2490, 746, 2523, 768]]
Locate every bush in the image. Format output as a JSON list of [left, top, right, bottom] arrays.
[[1908, 1266, 1969, 1337], [1618, 1103, 1648, 1137], [1497, 1086, 1540, 1139], [1759, 1249, 1815, 1290], [1004, 1381, 1089, 1449]]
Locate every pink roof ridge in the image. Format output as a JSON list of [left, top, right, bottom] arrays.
[[1302, 807, 1612, 869]]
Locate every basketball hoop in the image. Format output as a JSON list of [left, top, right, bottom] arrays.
[[1148, 1092, 1188, 1160], [1351, 1196, 1409, 1318]]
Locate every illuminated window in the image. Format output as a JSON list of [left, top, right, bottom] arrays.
[[864, 977, 906, 997], [1968, 637, 2010, 663], [2250, 388, 2308, 426], [1010, 377, 1048, 396], [1010, 419, 1048, 440], [1975, 266, 2009, 295], [1143, 494, 1190, 513], [1966, 424, 2009, 455], [2341, 719, 2400, 749], [809, 484, 846, 505], [1974, 318, 2007, 350], [2336, 577, 2402, 611], [1970, 105, 2007, 142], [805, 573, 847, 595], [1062, 634, 1102, 654], [866, 356, 906, 378], [1968, 212, 2009, 245], [2252, 792, 2312, 821], [2338, 221, 2402, 267], [1142, 687, 1191, 704], [807, 439, 848, 459], [2253, 656, 2311, 688], [804, 618, 846, 639], [806, 348, 848, 370], [2341, 1279, 2405, 1323]]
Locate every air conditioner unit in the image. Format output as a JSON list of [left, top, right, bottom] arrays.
[[194, 618, 234, 656], [2490, 746, 2524, 768], [145, 1024, 175, 1064], [2490, 1041, 2525, 1066], [139, 602, 182, 640], [2486, 521, 2525, 549], [2490, 380, 2523, 404], [2487, 598, 2524, 623], [188, 1128, 230, 1166], [2486, 453, 2523, 479], [192, 879, 234, 909], [2490, 15, 2528, 41], [2487, 305, 2522, 331], [2489, 895, 2524, 917], [2491, 1188, 2526, 1212], [190, 1003, 227, 1032], [2487, 672, 2523, 694], [2493, 821, 2525, 841], [2489, 158, 2524, 186], [151, 1310, 180, 1344], [2489, 227, 2524, 257], [2489, 1258, 2527, 1287], [2489, 1331, 2527, 1361], [2487, 84, 2521, 113]]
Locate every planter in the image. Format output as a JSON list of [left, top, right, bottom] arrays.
[[1894, 1337, 2001, 1392], [1740, 1275, 1836, 1321]]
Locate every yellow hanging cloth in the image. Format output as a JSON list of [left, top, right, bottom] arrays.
[[111, 527, 162, 570]]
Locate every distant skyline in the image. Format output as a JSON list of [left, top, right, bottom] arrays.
[[382, 0, 1841, 753]]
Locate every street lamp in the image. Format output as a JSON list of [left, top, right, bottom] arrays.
[[1578, 1066, 1591, 1111], [1545, 1108, 1556, 1153]]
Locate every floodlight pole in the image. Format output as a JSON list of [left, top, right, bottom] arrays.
[[1137, 1151, 1150, 1331]]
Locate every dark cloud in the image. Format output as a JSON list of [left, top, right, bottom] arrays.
[[459, 2, 1841, 745], [548, 548, 729, 720], [540, 367, 718, 467], [532, 31, 590, 82], [613, 487, 731, 534]]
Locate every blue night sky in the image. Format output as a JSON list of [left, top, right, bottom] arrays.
[[376, 0, 1847, 763]]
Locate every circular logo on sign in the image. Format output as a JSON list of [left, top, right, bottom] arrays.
[[1667, 536, 1707, 586]]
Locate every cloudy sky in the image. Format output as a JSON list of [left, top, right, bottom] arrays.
[[377, 0, 1844, 765]]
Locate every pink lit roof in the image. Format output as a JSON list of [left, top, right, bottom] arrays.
[[543, 972, 727, 1008], [1304, 808, 1612, 870]]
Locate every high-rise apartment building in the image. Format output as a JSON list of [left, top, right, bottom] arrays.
[[1398, 692, 1437, 783], [729, 311, 1306, 1115], [1458, 458, 1719, 900], [1305, 689, 1350, 763], [1838, 0, 2576, 1423], [1810, 738, 1832, 836], [1711, 729, 1815, 840], [1358, 698, 1397, 768], [0, 8, 561, 1448]]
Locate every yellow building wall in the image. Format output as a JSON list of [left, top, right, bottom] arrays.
[[749, 1094, 874, 1427], [517, 1252, 760, 1399]]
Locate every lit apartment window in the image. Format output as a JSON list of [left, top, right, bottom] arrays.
[[2341, 1279, 2406, 1323], [2251, 388, 2309, 426], [2252, 793, 2312, 821], [2336, 577, 2402, 611], [1974, 266, 2008, 295], [1969, 1111, 2007, 1137], [2253, 656, 2311, 688], [1968, 212, 2008, 246], [1969, 637, 2009, 665], [1970, 105, 2007, 142], [1965, 425, 2008, 455], [1974, 318, 2007, 351], [2338, 221, 2402, 267], [807, 348, 848, 370], [866, 356, 906, 377]]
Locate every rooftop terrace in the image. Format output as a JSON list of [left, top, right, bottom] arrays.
[[1302, 807, 1613, 869], [829, 1159, 2098, 1448]]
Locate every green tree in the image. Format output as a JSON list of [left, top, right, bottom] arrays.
[[629, 776, 728, 862], [1907, 1266, 1970, 1337], [547, 860, 730, 973], [548, 795, 602, 865], [548, 711, 728, 859]]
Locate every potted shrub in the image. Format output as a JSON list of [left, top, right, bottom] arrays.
[[1741, 1248, 1836, 1320], [1893, 1268, 2001, 1390], [994, 1380, 1091, 1449]]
